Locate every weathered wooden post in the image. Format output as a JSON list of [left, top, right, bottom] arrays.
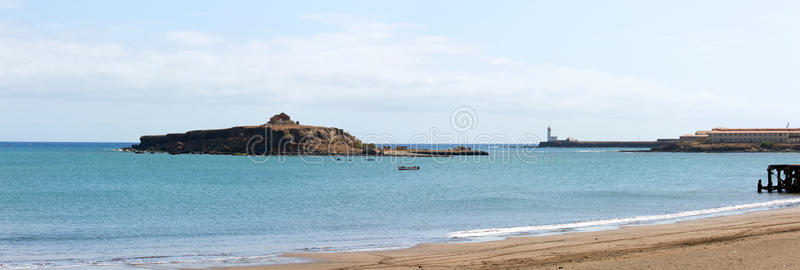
[[758, 179, 763, 193], [768, 169, 774, 193], [784, 168, 790, 191], [758, 165, 800, 194]]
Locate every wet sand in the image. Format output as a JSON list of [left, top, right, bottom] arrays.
[[220, 206, 800, 270]]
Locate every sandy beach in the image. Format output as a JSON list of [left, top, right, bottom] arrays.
[[222, 206, 800, 270]]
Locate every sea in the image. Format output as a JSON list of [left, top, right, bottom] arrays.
[[2, 142, 800, 269]]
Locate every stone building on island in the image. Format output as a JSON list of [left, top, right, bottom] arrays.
[[544, 126, 800, 146], [674, 128, 800, 143], [706, 128, 800, 143], [268, 112, 298, 125]]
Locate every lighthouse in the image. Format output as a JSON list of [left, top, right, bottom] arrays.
[[547, 126, 558, 142]]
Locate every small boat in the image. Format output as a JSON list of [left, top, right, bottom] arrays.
[[398, 166, 420, 171]]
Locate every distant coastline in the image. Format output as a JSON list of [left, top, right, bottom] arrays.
[[126, 121, 800, 154], [542, 126, 800, 152]]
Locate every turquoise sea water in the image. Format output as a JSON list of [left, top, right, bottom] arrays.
[[2, 142, 800, 268]]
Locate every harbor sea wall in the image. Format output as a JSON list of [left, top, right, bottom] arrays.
[[538, 140, 670, 148]]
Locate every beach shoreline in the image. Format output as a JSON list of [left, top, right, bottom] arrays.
[[218, 205, 800, 270]]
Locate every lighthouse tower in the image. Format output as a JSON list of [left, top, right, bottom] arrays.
[[547, 126, 558, 142]]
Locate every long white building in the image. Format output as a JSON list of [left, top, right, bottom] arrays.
[[700, 128, 800, 143]]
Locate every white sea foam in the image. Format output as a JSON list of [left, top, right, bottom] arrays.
[[449, 198, 800, 239]]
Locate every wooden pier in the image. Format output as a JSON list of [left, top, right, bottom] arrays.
[[758, 165, 800, 193]]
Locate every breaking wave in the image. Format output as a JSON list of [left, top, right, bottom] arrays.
[[449, 198, 800, 239]]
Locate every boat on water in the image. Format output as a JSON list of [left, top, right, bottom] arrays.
[[398, 166, 420, 171]]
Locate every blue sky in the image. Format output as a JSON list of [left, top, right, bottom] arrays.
[[1, 0, 799, 142]]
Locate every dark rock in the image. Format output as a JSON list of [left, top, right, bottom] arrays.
[[131, 125, 363, 156]]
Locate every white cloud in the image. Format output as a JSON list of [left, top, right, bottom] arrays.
[[0, 18, 792, 134], [165, 30, 223, 46]]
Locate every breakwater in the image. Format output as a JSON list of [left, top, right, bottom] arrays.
[[538, 141, 670, 148]]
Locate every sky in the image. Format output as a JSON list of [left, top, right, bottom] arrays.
[[1, 0, 799, 142]]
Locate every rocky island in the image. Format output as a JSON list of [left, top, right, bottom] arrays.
[[126, 113, 488, 156]]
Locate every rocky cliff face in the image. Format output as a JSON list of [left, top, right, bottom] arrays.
[[650, 141, 800, 152], [130, 125, 364, 155]]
